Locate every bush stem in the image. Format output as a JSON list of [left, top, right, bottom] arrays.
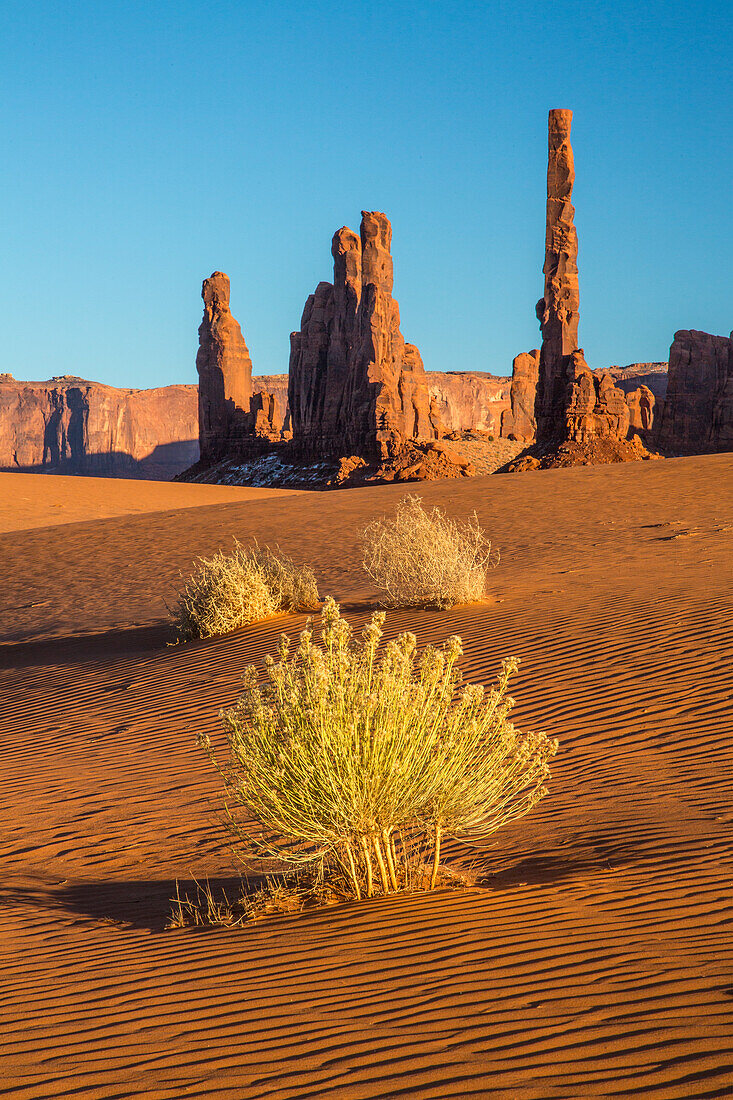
[[360, 836, 374, 897], [383, 829, 399, 891], [430, 825, 442, 889], [372, 835, 391, 893], [344, 842, 361, 900]]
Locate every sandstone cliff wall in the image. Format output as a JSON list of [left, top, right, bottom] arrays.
[[0, 375, 200, 479], [427, 372, 510, 434], [656, 330, 733, 453]]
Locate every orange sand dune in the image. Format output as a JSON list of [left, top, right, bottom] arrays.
[[0, 456, 731, 1098], [0, 471, 301, 534]]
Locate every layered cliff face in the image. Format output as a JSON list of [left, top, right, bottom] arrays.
[[196, 271, 254, 460], [289, 211, 441, 459], [0, 376, 199, 479], [656, 330, 733, 453], [608, 364, 668, 402]]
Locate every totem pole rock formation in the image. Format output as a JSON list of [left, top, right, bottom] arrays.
[[534, 108, 579, 444], [533, 109, 633, 452], [656, 329, 733, 453], [288, 211, 441, 458], [196, 271, 253, 461]]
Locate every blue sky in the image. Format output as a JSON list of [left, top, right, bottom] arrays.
[[3, 0, 731, 386]]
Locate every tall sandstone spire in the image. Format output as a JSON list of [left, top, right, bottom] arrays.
[[196, 272, 253, 461], [288, 211, 440, 458], [534, 110, 630, 447], [535, 108, 580, 443]]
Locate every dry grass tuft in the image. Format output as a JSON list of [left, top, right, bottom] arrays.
[[361, 494, 498, 609], [171, 541, 319, 640]]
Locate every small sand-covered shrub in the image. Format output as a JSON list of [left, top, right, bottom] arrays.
[[171, 541, 319, 640], [199, 598, 557, 906], [361, 495, 498, 609]]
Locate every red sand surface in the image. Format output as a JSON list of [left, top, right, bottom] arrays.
[[0, 455, 731, 1097], [0, 471, 298, 534]]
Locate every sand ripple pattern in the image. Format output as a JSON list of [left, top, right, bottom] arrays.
[[0, 456, 731, 1097]]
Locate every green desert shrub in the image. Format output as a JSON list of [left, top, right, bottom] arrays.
[[200, 598, 557, 903], [361, 495, 498, 610], [172, 541, 319, 640]]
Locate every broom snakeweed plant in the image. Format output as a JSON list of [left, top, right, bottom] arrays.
[[200, 598, 558, 903]]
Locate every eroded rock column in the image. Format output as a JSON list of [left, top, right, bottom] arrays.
[[196, 271, 253, 461], [535, 108, 580, 444]]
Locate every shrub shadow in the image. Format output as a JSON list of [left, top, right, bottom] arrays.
[[0, 876, 256, 933], [0, 622, 172, 669]]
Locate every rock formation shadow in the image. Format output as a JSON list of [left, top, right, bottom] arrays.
[[1, 440, 199, 480]]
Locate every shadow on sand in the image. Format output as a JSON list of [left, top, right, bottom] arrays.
[[0, 622, 172, 669]]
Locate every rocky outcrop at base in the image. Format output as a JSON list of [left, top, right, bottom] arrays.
[[505, 434, 657, 472], [500, 351, 540, 441], [626, 385, 656, 434], [524, 108, 656, 467]]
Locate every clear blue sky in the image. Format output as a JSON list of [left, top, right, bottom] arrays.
[[4, 0, 731, 386]]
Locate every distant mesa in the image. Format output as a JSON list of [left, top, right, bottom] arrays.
[[0, 375, 200, 480], [0, 372, 286, 481]]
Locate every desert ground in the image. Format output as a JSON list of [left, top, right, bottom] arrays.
[[1, 458, 731, 1098]]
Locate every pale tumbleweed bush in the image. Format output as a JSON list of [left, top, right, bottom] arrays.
[[361, 495, 498, 609], [171, 541, 319, 640], [199, 598, 557, 905]]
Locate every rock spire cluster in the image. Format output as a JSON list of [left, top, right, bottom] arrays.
[[288, 211, 442, 458]]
